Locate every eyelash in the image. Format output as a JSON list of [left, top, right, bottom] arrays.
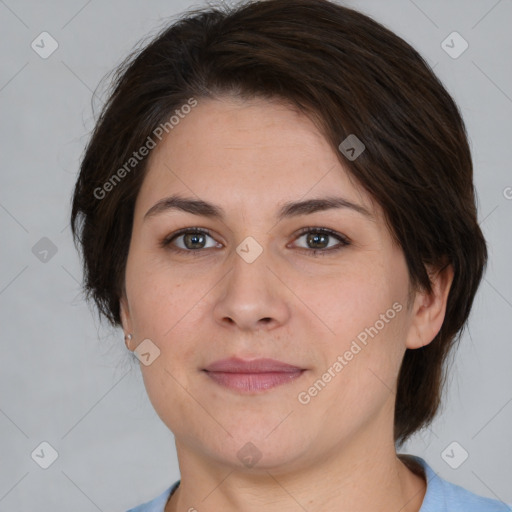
[[159, 226, 351, 257]]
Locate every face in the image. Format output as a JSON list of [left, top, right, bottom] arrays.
[[120, 96, 420, 472]]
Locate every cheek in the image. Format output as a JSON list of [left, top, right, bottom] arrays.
[[299, 256, 409, 388], [294, 263, 398, 341], [124, 248, 192, 336], [125, 254, 214, 378]]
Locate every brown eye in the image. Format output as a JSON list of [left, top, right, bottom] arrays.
[[180, 231, 208, 250], [160, 228, 220, 253], [292, 227, 350, 256], [304, 232, 330, 249]]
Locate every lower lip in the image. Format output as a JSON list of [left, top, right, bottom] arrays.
[[204, 370, 305, 392]]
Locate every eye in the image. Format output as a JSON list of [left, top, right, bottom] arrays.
[[160, 228, 220, 254], [291, 227, 350, 256], [160, 226, 350, 257]]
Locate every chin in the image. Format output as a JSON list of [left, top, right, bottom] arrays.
[[200, 429, 311, 473]]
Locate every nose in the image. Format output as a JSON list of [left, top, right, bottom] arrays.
[[212, 245, 291, 332]]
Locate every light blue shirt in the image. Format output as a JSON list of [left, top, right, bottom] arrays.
[[126, 455, 512, 511]]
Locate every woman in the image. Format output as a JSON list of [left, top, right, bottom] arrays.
[[70, 0, 511, 510]]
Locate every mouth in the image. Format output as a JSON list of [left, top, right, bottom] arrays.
[[202, 357, 306, 393]]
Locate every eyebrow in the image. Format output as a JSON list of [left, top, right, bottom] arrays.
[[143, 194, 374, 222]]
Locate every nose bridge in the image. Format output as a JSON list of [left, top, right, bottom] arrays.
[[213, 235, 289, 330], [232, 237, 271, 292]]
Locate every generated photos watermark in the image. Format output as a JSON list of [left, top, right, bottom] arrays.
[[93, 97, 198, 200], [297, 301, 403, 405]]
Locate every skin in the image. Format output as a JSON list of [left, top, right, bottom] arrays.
[[120, 96, 454, 512]]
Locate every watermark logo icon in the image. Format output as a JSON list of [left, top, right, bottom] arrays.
[[441, 32, 468, 59], [32, 237, 58, 263], [441, 441, 469, 469], [31, 32, 59, 59], [31, 441, 59, 469], [236, 236, 263, 264], [134, 339, 161, 366], [338, 134, 366, 161], [237, 441, 262, 468]]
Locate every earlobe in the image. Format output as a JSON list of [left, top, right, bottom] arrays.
[[406, 263, 454, 350]]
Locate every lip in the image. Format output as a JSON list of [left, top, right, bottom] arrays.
[[203, 357, 306, 392], [204, 357, 303, 373]]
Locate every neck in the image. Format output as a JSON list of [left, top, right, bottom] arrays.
[[165, 421, 426, 512]]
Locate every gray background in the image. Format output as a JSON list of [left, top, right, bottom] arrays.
[[1, 0, 511, 510]]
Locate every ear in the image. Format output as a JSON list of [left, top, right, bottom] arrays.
[[406, 263, 454, 349]]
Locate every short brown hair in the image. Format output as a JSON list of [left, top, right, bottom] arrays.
[[70, 0, 487, 446]]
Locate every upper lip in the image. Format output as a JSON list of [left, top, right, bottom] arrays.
[[203, 357, 303, 373]]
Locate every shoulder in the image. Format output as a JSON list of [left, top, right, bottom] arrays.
[[126, 480, 180, 512], [400, 454, 512, 512]]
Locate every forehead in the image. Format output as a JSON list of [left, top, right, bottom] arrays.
[[134, 96, 377, 222]]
